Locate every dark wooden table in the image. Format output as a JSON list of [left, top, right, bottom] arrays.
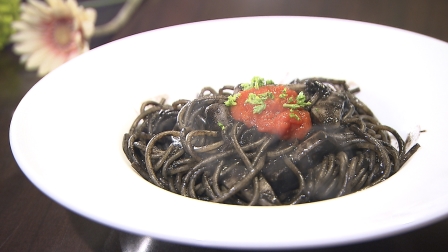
[[2, 1, 448, 251]]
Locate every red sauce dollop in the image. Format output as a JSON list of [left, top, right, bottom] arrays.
[[230, 85, 312, 140]]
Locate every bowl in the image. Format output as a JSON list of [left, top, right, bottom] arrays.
[[9, 16, 448, 249]]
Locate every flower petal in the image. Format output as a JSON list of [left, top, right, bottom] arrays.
[[13, 40, 43, 54], [47, 0, 69, 16], [11, 21, 32, 32], [80, 9, 97, 38], [20, 11, 43, 25], [20, 54, 30, 64], [21, 3, 47, 20], [66, 0, 80, 16], [73, 31, 81, 45], [82, 42, 89, 53], [50, 53, 65, 72], [37, 54, 63, 76], [28, 0, 52, 15], [25, 46, 50, 70], [84, 8, 97, 22], [10, 30, 41, 42], [37, 59, 52, 76], [46, 0, 63, 9]]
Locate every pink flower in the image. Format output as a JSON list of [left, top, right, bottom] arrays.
[[11, 0, 96, 76]]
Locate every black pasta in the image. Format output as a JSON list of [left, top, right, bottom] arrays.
[[122, 78, 420, 206]]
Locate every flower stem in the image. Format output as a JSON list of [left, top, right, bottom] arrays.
[[92, 0, 144, 37], [81, 0, 127, 9]]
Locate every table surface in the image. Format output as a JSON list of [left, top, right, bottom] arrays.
[[1, 0, 448, 251]]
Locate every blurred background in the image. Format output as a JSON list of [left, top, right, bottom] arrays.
[[1, 0, 448, 251]]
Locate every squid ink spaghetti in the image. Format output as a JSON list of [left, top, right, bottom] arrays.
[[122, 77, 420, 206]]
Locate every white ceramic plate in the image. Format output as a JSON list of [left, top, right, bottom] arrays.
[[10, 17, 448, 249]]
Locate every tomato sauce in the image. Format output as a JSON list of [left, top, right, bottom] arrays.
[[230, 85, 312, 140]]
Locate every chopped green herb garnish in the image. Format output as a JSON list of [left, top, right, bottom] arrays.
[[224, 93, 240, 106], [252, 76, 265, 89], [265, 79, 274, 85], [253, 103, 267, 114], [289, 113, 300, 120], [283, 91, 311, 110], [279, 88, 288, 99], [241, 83, 252, 90], [258, 91, 274, 100], [245, 91, 274, 114], [246, 93, 262, 105], [283, 103, 302, 110], [245, 92, 273, 104], [241, 76, 274, 90], [217, 122, 226, 130], [296, 91, 311, 107]]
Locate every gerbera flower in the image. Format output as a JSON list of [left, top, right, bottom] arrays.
[[11, 0, 96, 76]]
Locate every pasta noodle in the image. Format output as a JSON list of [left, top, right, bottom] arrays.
[[122, 77, 420, 206]]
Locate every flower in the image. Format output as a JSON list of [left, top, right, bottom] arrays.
[[0, 0, 20, 50], [10, 0, 96, 76]]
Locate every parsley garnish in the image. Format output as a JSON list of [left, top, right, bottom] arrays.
[[241, 76, 274, 90], [217, 122, 226, 130], [296, 91, 311, 106], [289, 113, 300, 120], [279, 88, 288, 99], [266, 79, 274, 85], [245, 91, 274, 114], [258, 91, 274, 100], [283, 91, 311, 110], [224, 93, 240, 106]]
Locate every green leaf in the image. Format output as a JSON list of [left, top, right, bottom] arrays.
[[241, 82, 253, 90], [224, 93, 240, 106], [289, 113, 300, 120], [296, 91, 311, 107], [253, 104, 266, 114], [217, 122, 226, 130], [283, 103, 301, 110], [283, 91, 311, 110], [252, 76, 265, 89], [246, 93, 264, 105], [279, 87, 288, 99], [241, 76, 274, 90], [245, 91, 273, 114], [258, 91, 274, 100]]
